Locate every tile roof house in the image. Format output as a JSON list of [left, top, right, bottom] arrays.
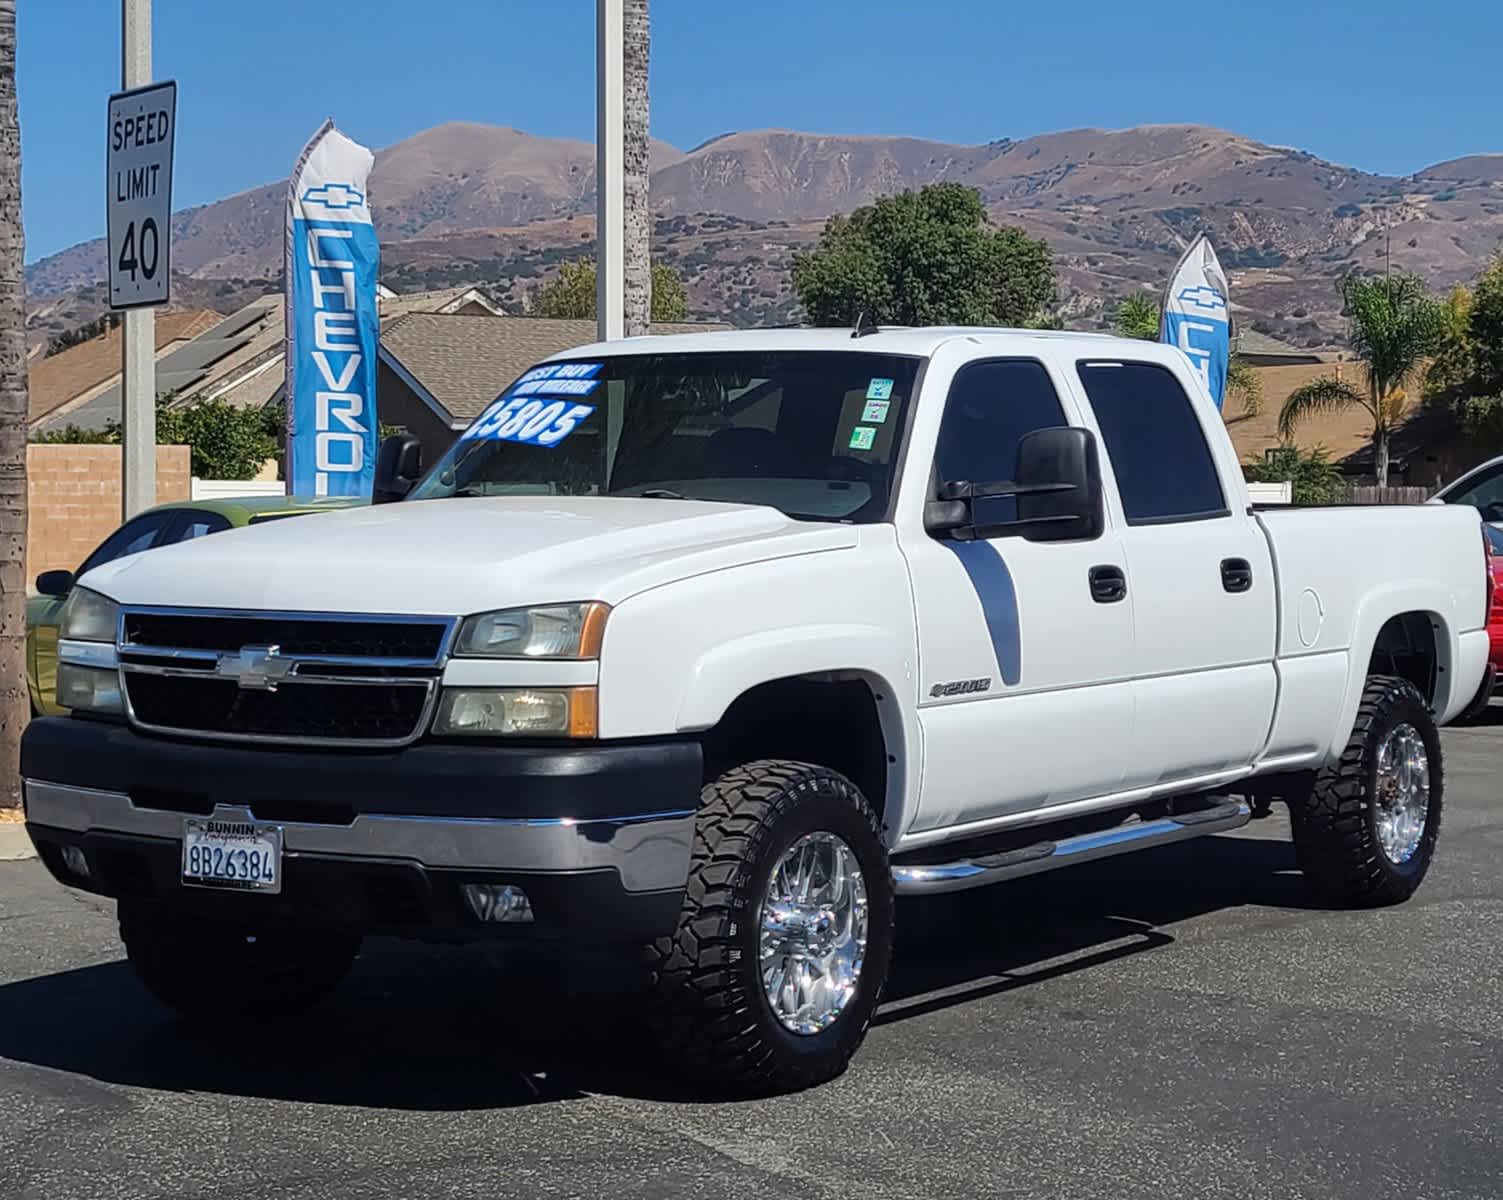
[[28, 309, 220, 428], [29, 285, 506, 435], [378, 286, 503, 320], [1231, 329, 1328, 367], [377, 314, 728, 463]]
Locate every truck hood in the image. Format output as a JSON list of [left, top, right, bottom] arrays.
[[83, 496, 857, 615]]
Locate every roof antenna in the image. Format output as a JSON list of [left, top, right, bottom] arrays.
[[851, 310, 880, 338]]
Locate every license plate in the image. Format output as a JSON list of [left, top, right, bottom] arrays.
[[181, 818, 283, 894]]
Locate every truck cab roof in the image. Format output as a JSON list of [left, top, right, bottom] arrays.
[[540, 325, 1137, 364]]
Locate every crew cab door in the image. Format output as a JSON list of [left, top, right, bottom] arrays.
[[1071, 357, 1277, 787], [901, 354, 1136, 834]]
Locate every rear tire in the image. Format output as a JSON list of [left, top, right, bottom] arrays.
[[646, 760, 894, 1095], [1289, 676, 1442, 906], [120, 902, 359, 1020]]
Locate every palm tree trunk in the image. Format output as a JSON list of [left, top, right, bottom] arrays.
[[1371, 378, 1390, 489], [0, 0, 25, 808], [621, 0, 650, 337]]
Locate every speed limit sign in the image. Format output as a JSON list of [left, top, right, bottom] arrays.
[[106, 80, 176, 309]]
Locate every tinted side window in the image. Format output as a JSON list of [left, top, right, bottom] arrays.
[[1443, 464, 1503, 518], [934, 360, 1067, 527], [78, 511, 175, 575], [1077, 361, 1227, 524], [166, 511, 233, 544]]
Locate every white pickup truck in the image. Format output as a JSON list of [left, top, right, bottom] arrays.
[[22, 328, 1490, 1094]]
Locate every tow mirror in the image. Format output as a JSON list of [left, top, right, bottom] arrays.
[[925, 426, 1103, 542], [35, 569, 75, 598], [373, 433, 423, 504]]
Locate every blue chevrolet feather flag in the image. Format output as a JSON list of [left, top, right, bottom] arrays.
[[284, 121, 380, 496], [1160, 235, 1231, 409]]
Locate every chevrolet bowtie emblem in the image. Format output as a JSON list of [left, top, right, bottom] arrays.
[[216, 644, 295, 691]]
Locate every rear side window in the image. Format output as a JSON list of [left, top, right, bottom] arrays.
[[166, 511, 233, 544], [1442, 463, 1503, 520], [934, 359, 1067, 527], [1076, 361, 1227, 524]]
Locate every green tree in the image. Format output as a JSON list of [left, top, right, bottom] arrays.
[[1111, 292, 1262, 416], [1425, 260, 1503, 443], [1113, 292, 1160, 341], [1278, 273, 1444, 486], [1244, 443, 1342, 505], [532, 259, 688, 322], [156, 401, 280, 480], [33, 399, 280, 481], [46, 312, 120, 357], [791, 182, 1056, 327]]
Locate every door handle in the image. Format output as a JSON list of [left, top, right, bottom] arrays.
[[1089, 564, 1127, 604], [1221, 557, 1253, 593]]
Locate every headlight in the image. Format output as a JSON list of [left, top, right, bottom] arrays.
[[432, 687, 597, 738], [454, 602, 608, 659], [56, 663, 124, 714], [59, 587, 119, 643]]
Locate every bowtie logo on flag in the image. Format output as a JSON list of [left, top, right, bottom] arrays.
[[284, 121, 380, 497], [1160, 235, 1231, 410]]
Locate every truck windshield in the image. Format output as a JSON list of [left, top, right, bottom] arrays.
[[410, 351, 921, 523]]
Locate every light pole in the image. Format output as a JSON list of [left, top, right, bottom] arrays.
[[120, 0, 154, 518], [596, 0, 624, 343]]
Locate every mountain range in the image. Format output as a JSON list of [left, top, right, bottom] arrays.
[[24, 120, 1503, 349]]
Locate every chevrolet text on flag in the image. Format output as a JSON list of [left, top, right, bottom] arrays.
[[1160, 235, 1231, 410], [284, 121, 379, 496]]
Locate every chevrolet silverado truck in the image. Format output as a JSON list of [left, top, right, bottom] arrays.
[[21, 328, 1490, 1094]]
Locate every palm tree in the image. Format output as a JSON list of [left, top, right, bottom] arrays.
[[1111, 292, 1262, 416], [0, 0, 25, 807], [621, 0, 650, 337], [1278, 274, 1444, 487], [1113, 292, 1160, 341]]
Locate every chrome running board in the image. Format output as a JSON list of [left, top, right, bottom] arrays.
[[891, 799, 1252, 896]]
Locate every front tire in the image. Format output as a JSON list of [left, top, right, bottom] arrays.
[[646, 760, 894, 1095], [1289, 676, 1442, 906], [120, 902, 359, 1020]]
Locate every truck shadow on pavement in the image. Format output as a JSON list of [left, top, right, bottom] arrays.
[[0, 827, 1310, 1108]]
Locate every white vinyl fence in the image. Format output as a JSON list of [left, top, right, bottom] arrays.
[[1246, 481, 1293, 505], [190, 478, 286, 502]]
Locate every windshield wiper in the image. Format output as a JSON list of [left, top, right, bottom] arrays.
[[638, 488, 692, 500]]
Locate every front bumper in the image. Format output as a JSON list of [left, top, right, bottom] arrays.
[[21, 717, 701, 942]]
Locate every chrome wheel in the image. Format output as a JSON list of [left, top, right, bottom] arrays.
[[1375, 722, 1430, 864], [759, 831, 869, 1036]]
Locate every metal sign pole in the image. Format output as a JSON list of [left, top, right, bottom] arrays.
[[120, 0, 155, 519], [595, 0, 624, 343]]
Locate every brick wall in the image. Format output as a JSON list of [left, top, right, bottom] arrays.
[[26, 445, 191, 585]]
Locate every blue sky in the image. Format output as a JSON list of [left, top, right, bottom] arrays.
[[19, 0, 1503, 263]]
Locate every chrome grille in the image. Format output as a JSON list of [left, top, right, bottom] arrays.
[[122, 611, 449, 659], [117, 608, 455, 748]]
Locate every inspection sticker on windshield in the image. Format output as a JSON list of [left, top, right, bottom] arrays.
[[861, 398, 890, 423], [866, 378, 894, 400], [848, 426, 877, 451]]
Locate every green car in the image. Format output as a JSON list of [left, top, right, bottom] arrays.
[[28, 495, 360, 715]]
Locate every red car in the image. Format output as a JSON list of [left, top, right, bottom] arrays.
[[1460, 524, 1503, 720]]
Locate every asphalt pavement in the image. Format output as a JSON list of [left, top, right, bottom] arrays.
[[2, 719, 1502, 1200]]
